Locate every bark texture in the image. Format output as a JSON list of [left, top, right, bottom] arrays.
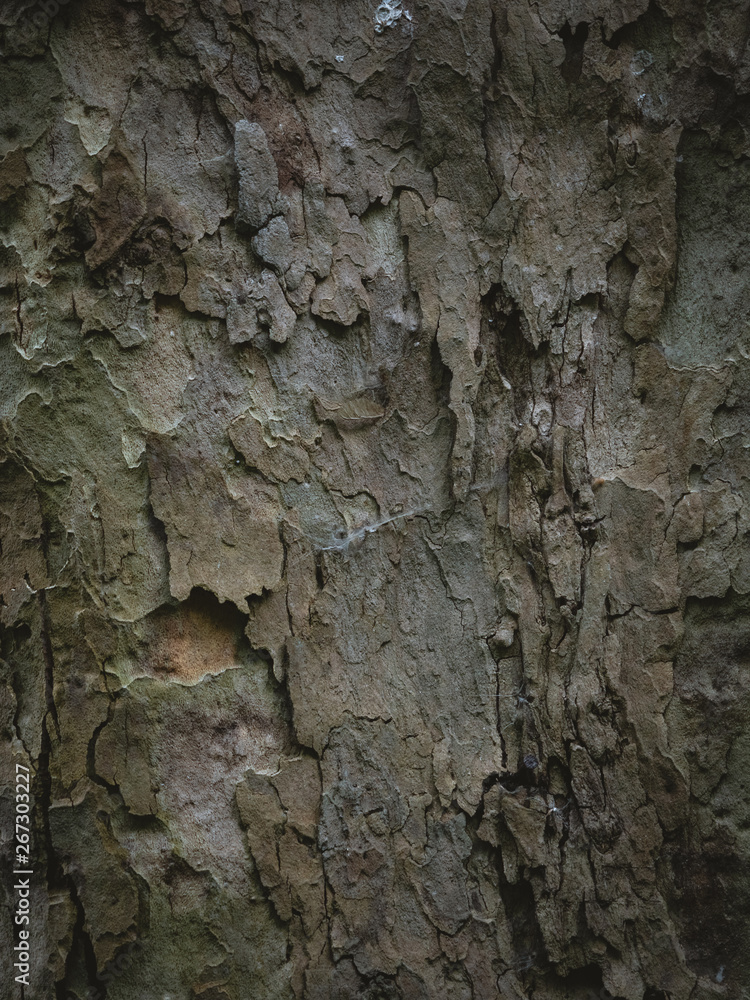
[[2, 1, 750, 998]]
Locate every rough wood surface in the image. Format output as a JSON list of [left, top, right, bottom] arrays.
[[2, 1, 750, 997]]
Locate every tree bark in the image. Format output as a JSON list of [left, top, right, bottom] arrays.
[[2, 1, 750, 998]]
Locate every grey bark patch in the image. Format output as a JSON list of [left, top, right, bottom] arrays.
[[235, 120, 280, 231]]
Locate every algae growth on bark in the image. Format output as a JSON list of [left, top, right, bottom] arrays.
[[2, 0, 750, 997]]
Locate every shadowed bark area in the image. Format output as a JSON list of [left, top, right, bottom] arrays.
[[1, 1, 750, 998]]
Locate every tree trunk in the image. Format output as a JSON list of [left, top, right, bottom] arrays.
[[2, 1, 749, 998]]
